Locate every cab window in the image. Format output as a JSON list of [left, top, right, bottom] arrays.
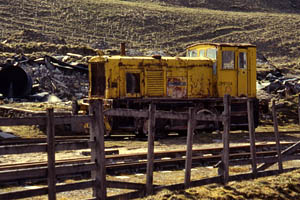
[[222, 51, 235, 69], [238, 52, 247, 69], [207, 48, 217, 59], [199, 49, 205, 57], [187, 50, 197, 57]]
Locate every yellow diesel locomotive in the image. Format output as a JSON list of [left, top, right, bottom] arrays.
[[88, 43, 258, 135]]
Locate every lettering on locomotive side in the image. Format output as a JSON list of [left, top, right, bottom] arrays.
[[218, 82, 233, 86], [167, 77, 187, 98]]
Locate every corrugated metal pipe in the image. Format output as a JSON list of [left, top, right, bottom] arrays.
[[0, 66, 32, 98]]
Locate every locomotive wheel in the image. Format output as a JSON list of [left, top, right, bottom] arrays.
[[136, 119, 168, 139], [194, 107, 220, 134]]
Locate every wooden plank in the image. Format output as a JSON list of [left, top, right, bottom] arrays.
[[0, 116, 46, 126], [0, 141, 93, 155], [247, 99, 257, 177], [0, 187, 48, 199], [107, 190, 145, 200], [184, 107, 195, 188], [107, 181, 146, 190], [47, 108, 56, 200], [104, 109, 148, 118], [55, 162, 96, 175], [0, 181, 95, 200], [190, 176, 221, 187], [56, 141, 93, 151], [221, 94, 231, 184], [89, 100, 107, 200], [0, 168, 46, 182], [281, 141, 300, 155], [53, 115, 92, 125], [146, 104, 156, 195], [230, 155, 300, 166], [56, 180, 95, 192], [0, 115, 91, 127], [159, 176, 221, 192], [0, 163, 96, 182], [272, 100, 283, 172], [0, 136, 90, 146], [0, 144, 46, 155], [258, 141, 300, 171]]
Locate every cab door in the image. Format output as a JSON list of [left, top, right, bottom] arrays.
[[237, 49, 248, 96], [217, 47, 238, 97]]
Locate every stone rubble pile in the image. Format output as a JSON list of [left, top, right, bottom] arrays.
[[256, 53, 300, 98], [258, 70, 300, 98], [0, 53, 91, 101], [0, 48, 169, 102]]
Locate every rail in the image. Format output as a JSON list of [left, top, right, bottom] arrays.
[[1, 95, 300, 199]]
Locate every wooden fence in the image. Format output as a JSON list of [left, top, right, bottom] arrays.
[[0, 95, 300, 199]]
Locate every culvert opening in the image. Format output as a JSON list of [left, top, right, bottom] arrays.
[[0, 66, 32, 98]]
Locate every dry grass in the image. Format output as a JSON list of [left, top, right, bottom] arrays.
[[1, 0, 300, 70], [142, 168, 300, 200]]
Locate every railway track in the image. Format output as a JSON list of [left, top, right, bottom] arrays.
[[1, 130, 300, 146], [0, 142, 297, 178], [0, 136, 90, 145]]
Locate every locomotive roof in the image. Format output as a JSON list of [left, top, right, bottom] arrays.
[[89, 55, 212, 63], [186, 42, 256, 49]]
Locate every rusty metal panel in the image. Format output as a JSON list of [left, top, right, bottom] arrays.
[[188, 66, 213, 97], [89, 62, 105, 97], [167, 77, 187, 98]]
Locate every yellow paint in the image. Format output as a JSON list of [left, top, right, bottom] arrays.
[[186, 43, 256, 97], [89, 43, 257, 100]]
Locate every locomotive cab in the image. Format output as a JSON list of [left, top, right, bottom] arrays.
[[186, 43, 256, 98]]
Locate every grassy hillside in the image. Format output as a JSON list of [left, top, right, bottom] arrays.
[[1, 0, 300, 72], [138, 0, 300, 12]]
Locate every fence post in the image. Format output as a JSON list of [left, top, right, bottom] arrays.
[[146, 104, 156, 195], [221, 95, 231, 184], [272, 100, 283, 172], [89, 99, 107, 200], [247, 99, 257, 178], [47, 108, 56, 200], [184, 107, 195, 188]]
